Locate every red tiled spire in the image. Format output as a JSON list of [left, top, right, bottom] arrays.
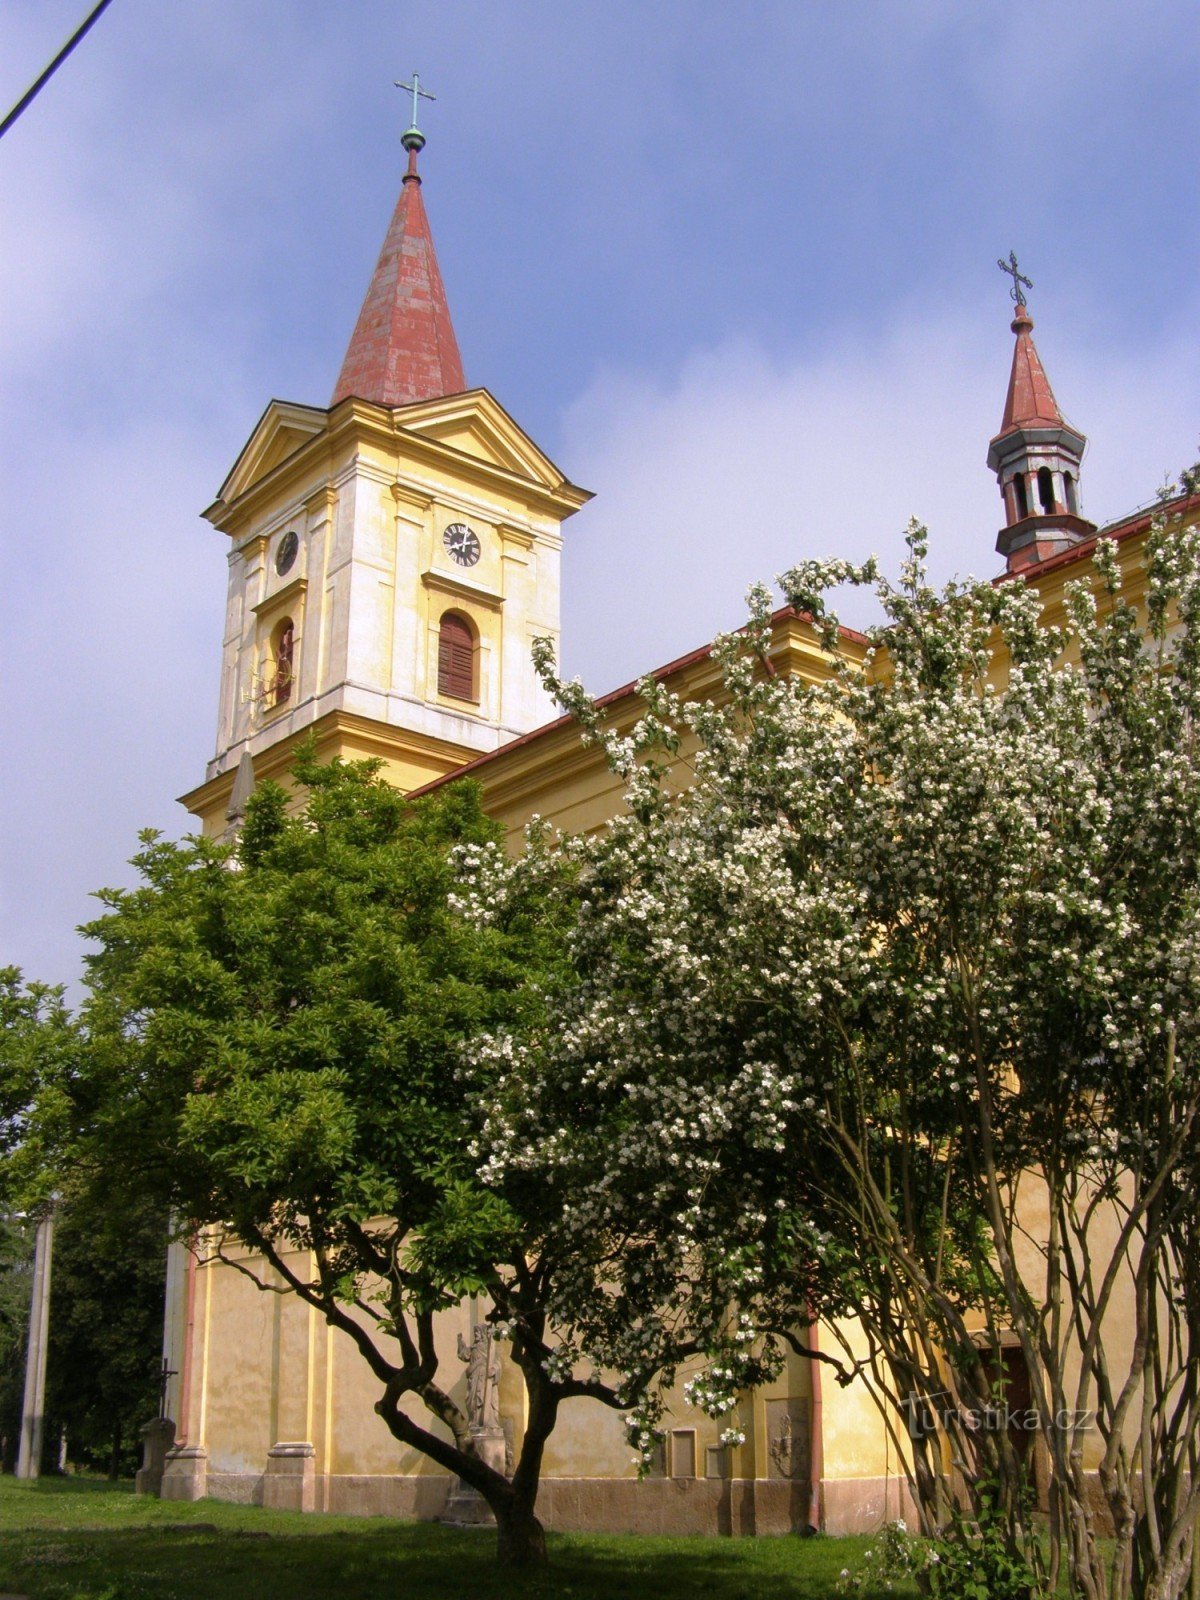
[[331, 136, 466, 409], [997, 304, 1065, 435]]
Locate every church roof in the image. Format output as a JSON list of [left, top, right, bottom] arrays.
[[330, 141, 466, 408], [996, 304, 1065, 436], [998, 487, 1200, 588], [408, 605, 870, 800]]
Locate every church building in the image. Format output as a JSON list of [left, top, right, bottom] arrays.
[[159, 110, 1200, 1536]]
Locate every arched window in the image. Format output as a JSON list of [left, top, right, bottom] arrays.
[[1037, 467, 1055, 514], [1013, 474, 1030, 520], [1063, 472, 1078, 515], [437, 612, 476, 701], [271, 618, 294, 707]]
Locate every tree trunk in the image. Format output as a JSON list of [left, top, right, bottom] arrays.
[[108, 1423, 121, 1481], [494, 1503, 547, 1567]]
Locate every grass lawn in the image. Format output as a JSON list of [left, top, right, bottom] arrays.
[[0, 1476, 917, 1600]]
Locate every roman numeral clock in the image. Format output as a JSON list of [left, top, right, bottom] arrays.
[[443, 521, 481, 567]]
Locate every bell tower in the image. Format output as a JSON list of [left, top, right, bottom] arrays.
[[182, 87, 591, 835], [987, 254, 1095, 574]]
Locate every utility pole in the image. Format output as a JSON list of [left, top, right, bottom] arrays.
[[16, 1209, 55, 1479]]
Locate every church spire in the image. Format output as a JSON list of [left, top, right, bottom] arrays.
[[998, 301, 1066, 434], [987, 254, 1094, 574], [330, 77, 466, 410]]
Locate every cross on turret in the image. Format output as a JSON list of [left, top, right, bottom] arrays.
[[395, 72, 436, 144], [997, 250, 1033, 308]]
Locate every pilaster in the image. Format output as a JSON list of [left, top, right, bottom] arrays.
[[263, 1441, 317, 1512]]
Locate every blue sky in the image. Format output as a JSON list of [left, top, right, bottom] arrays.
[[2, 0, 1198, 989]]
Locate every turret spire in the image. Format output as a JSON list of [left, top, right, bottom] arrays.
[[986, 256, 1094, 574], [330, 76, 466, 409]]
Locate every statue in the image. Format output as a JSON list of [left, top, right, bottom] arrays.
[[442, 1322, 505, 1526], [457, 1324, 501, 1432]]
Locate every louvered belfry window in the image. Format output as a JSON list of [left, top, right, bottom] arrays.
[[438, 612, 476, 701]]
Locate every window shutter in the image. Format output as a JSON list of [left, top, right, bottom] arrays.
[[438, 614, 475, 700]]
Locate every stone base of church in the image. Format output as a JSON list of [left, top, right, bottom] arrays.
[[818, 1475, 916, 1536], [174, 1466, 916, 1537]]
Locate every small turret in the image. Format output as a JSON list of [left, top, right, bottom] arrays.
[[987, 255, 1094, 573]]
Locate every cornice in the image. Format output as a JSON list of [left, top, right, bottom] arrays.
[[207, 396, 590, 539], [206, 439, 336, 536], [305, 485, 338, 518], [251, 576, 307, 618], [498, 522, 536, 554], [179, 710, 479, 819], [421, 568, 505, 612], [386, 418, 592, 518], [391, 481, 435, 515]]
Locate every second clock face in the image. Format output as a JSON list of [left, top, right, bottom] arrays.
[[443, 522, 481, 568], [275, 530, 299, 576]]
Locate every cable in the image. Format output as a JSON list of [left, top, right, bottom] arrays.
[[0, 0, 117, 144]]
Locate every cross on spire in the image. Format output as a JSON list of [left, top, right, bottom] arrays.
[[997, 250, 1033, 309], [395, 72, 435, 140]]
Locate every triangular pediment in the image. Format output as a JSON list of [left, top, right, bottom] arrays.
[[396, 389, 572, 492], [217, 400, 329, 506]]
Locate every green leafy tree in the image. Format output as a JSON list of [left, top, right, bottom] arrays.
[[43, 1188, 166, 1478], [0, 1215, 33, 1471], [59, 751, 659, 1566], [0, 971, 77, 1472], [0, 970, 75, 1214], [466, 515, 1200, 1600]]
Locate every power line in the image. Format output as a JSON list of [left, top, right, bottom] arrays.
[[0, 0, 117, 145]]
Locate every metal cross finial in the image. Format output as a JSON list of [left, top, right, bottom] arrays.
[[395, 72, 436, 134], [157, 1355, 178, 1420], [997, 250, 1033, 308]]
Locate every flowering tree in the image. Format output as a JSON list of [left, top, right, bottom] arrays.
[[465, 513, 1200, 1600]]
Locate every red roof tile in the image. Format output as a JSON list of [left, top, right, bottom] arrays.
[[331, 145, 466, 408], [996, 306, 1064, 436]]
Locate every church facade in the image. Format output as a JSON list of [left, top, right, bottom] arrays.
[[158, 117, 1200, 1535]]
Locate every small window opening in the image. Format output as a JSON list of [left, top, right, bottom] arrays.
[[1037, 467, 1055, 514], [1063, 472, 1078, 515], [1013, 474, 1030, 519], [271, 619, 294, 707], [437, 612, 477, 701]]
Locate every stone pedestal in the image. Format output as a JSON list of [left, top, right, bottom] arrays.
[[161, 1444, 208, 1502], [134, 1417, 177, 1497], [440, 1428, 506, 1526], [263, 1441, 316, 1512]]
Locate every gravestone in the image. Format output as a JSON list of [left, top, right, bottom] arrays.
[[135, 1417, 177, 1496]]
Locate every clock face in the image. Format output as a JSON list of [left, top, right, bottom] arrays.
[[275, 530, 299, 576], [443, 522, 481, 568]]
